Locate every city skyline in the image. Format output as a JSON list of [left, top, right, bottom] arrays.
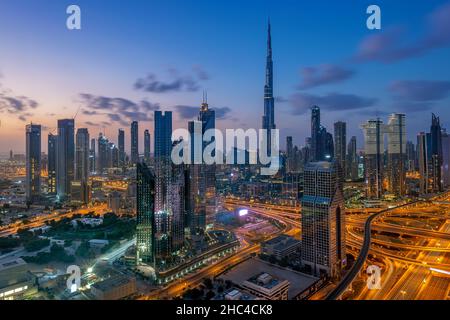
[[1, 0, 450, 154]]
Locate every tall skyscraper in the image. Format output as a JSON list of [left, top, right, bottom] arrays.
[[429, 113, 443, 192], [154, 112, 172, 160], [47, 133, 57, 195], [136, 162, 155, 265], [144, 129, 151, 163], [118, 129, 125, 166], [387, 114, 406, 196], [262, 20, 276, 156], [131, 121, 139, 164], [361, 119, 387, 198], [89, 138, 96, 174], [301, 161, 346, 279], [97, 133, 109, 173], [74, 128, 90, 204], [347, 136, 358, 181], [153, 111, 180, 264], [417, 132, 428, 194], [286, 136, 294, 173], [334, 121, 347, 177], [311, 106, 321, 161], [26, 124, 41, 202], [406, 140, 416, 172], [442, 131, 450, 188], [56, 119, 75, 201], [198, 96, 216, 227]]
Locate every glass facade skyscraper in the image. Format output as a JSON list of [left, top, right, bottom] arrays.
[[334, 121, 346, 177], [26, 124, 41, 202], [301, 161, 346, 279], [136, 162, 156, 265], [144, 129, 151, 163], [131, 121, 139, 164], [118, 129, 125, 166], [47, 133, 57, 195], [56, 119, 75, 201], [387, 113, 406, 196], [74, 128, 90, 204], [361, 119, 387, 198]]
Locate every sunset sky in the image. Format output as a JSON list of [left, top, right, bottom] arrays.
[[1, 0, 450, 154]]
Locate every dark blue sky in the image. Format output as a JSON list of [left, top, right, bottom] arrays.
[[0, 0, 450, 153]]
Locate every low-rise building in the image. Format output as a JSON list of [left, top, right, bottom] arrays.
[[261, 234, 301, 260], [242, 272, 289, 300], [0, 258, 37, 300], [90, 275, 136, 300]]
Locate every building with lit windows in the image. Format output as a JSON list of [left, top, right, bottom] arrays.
[[136, 162, 155, 265], [47, 133, 57, 195], [361, 118, 387, 199], [301, 161, 346, 279], [25, 123, 41, 203], [56, 119, 75, 201], [387, 113, 406, 196]]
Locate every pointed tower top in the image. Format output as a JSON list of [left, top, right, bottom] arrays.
[[201, 90, 209, 111]]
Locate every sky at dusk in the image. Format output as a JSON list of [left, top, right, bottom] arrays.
[[1, 0, 450, 154]]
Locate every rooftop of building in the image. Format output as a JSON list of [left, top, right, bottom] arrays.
[[91, 274, 134, 292], [245, 272, 285, 290], [304, 161, 335, 171], [263, 234, 300, 249]]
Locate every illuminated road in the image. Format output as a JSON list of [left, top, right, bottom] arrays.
[[141, 201, 299, 300], [0, 204, 109, 237], [226, 192, 450, 300]]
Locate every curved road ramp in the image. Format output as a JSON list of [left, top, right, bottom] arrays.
[[326, 200, 421, 300]]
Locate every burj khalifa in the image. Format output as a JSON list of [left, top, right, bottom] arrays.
[[262, 20, 276, 156]]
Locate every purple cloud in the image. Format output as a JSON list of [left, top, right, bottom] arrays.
[[289, 92, 377, 115], [134, 73, 199, 93], [298, 64, 355, 89], [79, 93, 159, 124], [354, 2, 450, 63], [389, 80, 450, 101]]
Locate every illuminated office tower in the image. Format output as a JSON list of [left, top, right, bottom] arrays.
[[406, 141, 416, 172], [144, 129, 151, 163], [97, 133, 109, 173], [26, 123, 41, 202], [387, 113, 406, 196], [131, 121, 139, 164], [48, 133, 57, 194], [286, 136, 294, 173], [110, 143, 119, 168], [136, 162, 155, 265], [334, 121, 346, 176], [118, 129, 125, 166], [262, 20, 276, 156], [301, 161, 346, 279], [310, 106, 321, 161], [73, 128, 90, 204], [361, 119, 387, 198], [198, 95, 216, 227], [185, 122, 206, 235], [442, 132, 450, 188], [89, 138, 96, 174], [154, 111, 184, 265], [56, 119, 75, 201], [154, 111, 172, 211], [429, 113, 443, 192], [347, 136, 358, 181], [417, 132, 429, 194]]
